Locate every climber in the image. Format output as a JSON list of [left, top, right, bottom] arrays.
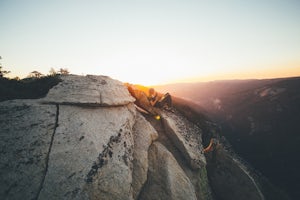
[[126, 84, 160, 116], [148, 88, 172, 111], [202, 138, 218, 153]]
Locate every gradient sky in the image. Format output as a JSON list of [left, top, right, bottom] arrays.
[[1, 0, 300, 85]]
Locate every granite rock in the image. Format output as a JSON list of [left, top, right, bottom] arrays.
[[38, 104, 136, 200], [161, 111, 206, 169], [42, 75, 135, 106], [0, 100, 57, 200], [132, 112, 158, 199], [139, 142, 197, 200]]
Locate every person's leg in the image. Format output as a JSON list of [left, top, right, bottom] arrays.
[[159, 93, 172, 108], [154, 101, 162, 108], [165, 93, 172, 107]]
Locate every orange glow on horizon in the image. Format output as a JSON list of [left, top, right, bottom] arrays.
[[155, 64, 300, 85], [6, 60, 300, 87]]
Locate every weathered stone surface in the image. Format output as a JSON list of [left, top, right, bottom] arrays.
[[38, 103, 136, 200], [132, 112, 158, 199], [0, 100, 57, 200], [160, 111, 206, 169], [42, 75, 135, 106], [139, 142, 197, 200], [206, 145, 265, 200], [143, 111, 213, 200], [0, 75, 268, 200], [86, 109, 136, 200]]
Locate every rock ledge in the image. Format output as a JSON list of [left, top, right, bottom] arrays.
[[42, 75, 135, 106]]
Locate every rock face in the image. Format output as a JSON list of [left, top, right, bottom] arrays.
[[139, 142, 197, 200], [132, 113, 158, 199], [0, 75, 266, 200], [39, 104, 137, 200], [42, 75, 135, 106], [0, 100, 56, 200], [161, 111, 206, 169]]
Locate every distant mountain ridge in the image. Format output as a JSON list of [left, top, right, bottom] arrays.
[[155, 77, 298, 105], [155, 76, 300, 199]]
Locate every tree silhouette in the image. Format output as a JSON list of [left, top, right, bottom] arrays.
[[0, 66, 10, 78], [29, 71, 44, 78], [58, 68, 70, 75], [0, 56, 11, 78]]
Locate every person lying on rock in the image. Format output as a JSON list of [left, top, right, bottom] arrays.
[[126, 84, 159, 116], [148, 88, 172, 111]]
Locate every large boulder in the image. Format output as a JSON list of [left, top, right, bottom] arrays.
[[38, 104, 136, 200], [0, 75, 139, 200], [132, 112, 158, 199], [42, 75, 135, 106], [143, 110, 213, 200], [139, 142, 197, 200], [160, 111, 206, 169]]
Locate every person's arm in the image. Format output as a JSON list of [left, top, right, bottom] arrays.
[[149, 92, 158, 106]]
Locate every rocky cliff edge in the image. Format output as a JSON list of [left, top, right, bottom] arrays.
[[0, 75, 265, 200]]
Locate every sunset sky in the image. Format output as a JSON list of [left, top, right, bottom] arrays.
[[1, 0, 300, 85]]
